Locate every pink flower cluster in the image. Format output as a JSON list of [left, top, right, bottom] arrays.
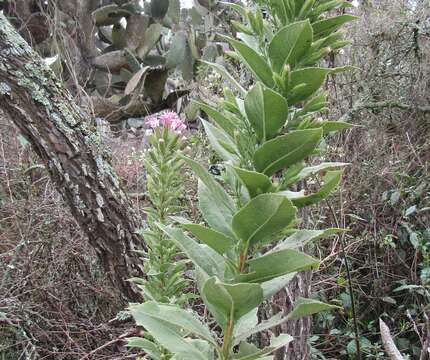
[[146, 111, 186, 133]]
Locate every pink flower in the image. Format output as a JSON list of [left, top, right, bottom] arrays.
[[146, 115, 160, 129], [145, 111, 186, 134], [159, 111, 186, 133]]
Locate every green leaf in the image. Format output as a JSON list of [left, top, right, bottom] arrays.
[[182, 157, 236, 214], [260, 273, 296, 299], [195, 101, 235, 137], [294, 162, 349, 182], [253, 128, 323, 176], [321, 120, 353, 135], [238, 249, 319, 283], [127, 337, 162, 359], [158, 224, 225, 278], [286, 298, 339, 320], [129, 306, 208, 359], [312, 15, 358, 39], [200, 60, 246, 96], [198, 180, 235, 238], [268, 20, 313, 72], [288, 68, 330, 105], [273, 228, 345, 251], [203, 277, 264, 323], [232, 194, 297, 247], [222, 36, 275, 88], [245, 83, 288, 142], [202, 119, 240, 162], [234, 313, 288, 345], [181, 223, 235, 255], [291, 170, 343, 208], [232, 167, 273, 198], [235, 334, 293, 359], [130, 302, 216, 345]]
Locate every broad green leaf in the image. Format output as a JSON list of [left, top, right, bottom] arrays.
[[127, 337, 162, 359], [260, 273, 296, 299], [129, 306, 207, 359], [288, 68, 330, 105], [158, 224, 225, 278], [202, 119, 240, 162], [232, 194, 297, 247], [268, 20, 313, 72], [294, 162, 349, 182], [232, 166, 273, 198], [286, 298, 339, 320], [182, 157, 236, 214], [233, 309, 258, 344], [245, 83, 288, 142], [253, 128, 323, 176], [203, 277, 264, 323], [234, 313, 288, 345], [199, 180, 235, 238], [312, 15, 358, 39], [236, 334, 293, 359], [130, 302, 216, 346], [222, 36, 275, 88], [195, 101, 235, 137], [292, 170, 343, 208], [200, 60, 246, 96], [273, 228, 345, 252], [181, 223, 235, 255], [238, 249, 319, 283]]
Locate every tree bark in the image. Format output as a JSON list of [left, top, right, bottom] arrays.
[[0, 13, 144, 301], [272, 272, 313, 360]]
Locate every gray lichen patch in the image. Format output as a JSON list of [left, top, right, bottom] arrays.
[[0, 82, 11, 96]]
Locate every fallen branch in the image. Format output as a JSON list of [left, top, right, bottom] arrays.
[[341, 100, 430, 122], [380, 318, 405, 360]]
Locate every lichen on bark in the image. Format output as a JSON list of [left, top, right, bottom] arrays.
[[0, 12, 145, 301]]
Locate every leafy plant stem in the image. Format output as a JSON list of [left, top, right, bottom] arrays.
[[221, 317, 234, 359]]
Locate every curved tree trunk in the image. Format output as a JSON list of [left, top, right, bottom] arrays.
[[0, 13, 144, 301]]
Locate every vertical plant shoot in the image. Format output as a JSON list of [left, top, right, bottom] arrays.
[[129, 0, 357, 359]]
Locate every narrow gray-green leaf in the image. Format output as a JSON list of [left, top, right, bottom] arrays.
[[272, 228, 345, 252], [292, 170, 343, 208], [181, 223, 235, 255], [222, 36, 275, 88], [287, 298, 339, 320], [202, 119, 240, 162], [158, 223, 225, 279], [200, 60, 246, 96], [238, 249, 319, 283]]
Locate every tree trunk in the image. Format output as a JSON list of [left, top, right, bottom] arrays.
[[0, 13, 144, 301], [273, 272, 313, 360]]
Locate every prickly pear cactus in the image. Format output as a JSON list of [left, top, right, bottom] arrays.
[[90, 0, 220, 123]]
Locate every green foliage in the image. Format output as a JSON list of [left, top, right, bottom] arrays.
[[129, 0, 357, 358], [131, 128, 188, 305]]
